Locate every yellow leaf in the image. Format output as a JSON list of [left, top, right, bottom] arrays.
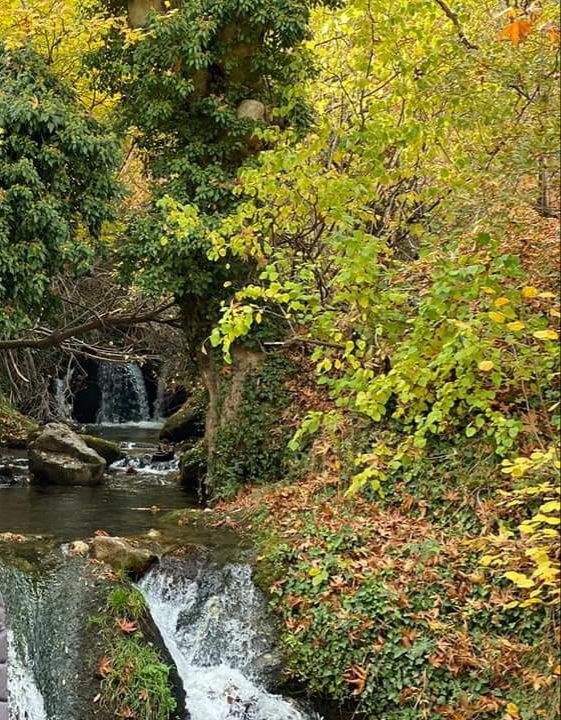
[[506, 702, 520, 717], [489, 311, 506, 323], [522, 286, 538, 298], [538, 291, 556, 298], [494, 296, 510, 307], [504, 571, 535, 588], [533, 329, 559, 341], [308, 566, 321, 577], [482, 287, 496, 294], [550, 308, 561, 318], [540, 501, 561, 513], [478, 360, 494, 372], [507, 321, 525, 332]]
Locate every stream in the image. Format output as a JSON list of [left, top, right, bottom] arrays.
[[0, 422, 318, 720]]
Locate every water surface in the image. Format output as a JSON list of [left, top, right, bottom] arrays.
[[0, 424, 196, 539]]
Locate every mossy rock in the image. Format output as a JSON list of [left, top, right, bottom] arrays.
[[0, 394, 38, 447], [179, 440, 207, 492], [160, 398, 205, 443], [80, 434, 124, 466]]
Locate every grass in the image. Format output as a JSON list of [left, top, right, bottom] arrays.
[[94, 581, 178, 720]]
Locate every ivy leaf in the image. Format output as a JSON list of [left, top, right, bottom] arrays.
[[504, 571, 535, 588]]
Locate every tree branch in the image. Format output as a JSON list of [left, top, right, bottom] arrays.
[[0, 303, 178, 351], [433, 0, 479, 50]]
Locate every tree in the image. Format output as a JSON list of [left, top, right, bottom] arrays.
[[0, 43, 122, 338], [207, 0, 560, 474], [92, 0, 340, 348]]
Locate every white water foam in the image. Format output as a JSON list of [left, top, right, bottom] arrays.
[[7, 631, 47, 720], [139, 561, 313, 720]]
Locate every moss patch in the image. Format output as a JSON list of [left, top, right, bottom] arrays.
[[0, 393, 38, 447], [91, 578, 182, 720], [208, 353, 304, 499], [80, 434, 124, 465]]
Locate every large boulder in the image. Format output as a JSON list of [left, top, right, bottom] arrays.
[[28, 423, 106, 486], [91, 536, 157, 576], [80, 435, 124, 466], [160, 398, 205, 444]]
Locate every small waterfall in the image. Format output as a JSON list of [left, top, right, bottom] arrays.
[[139, 557, 315, 720], [53, 377, 74, 422], [0, 556, 101, 720], [153, 375, 167, 420], [7, 630, 47, 720], [96, 362, 151, 424]]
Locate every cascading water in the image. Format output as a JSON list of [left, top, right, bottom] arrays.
[[96, 362, 151, 424], [53, 377, 74, 422], [139, 557, 317, 720], [0, 556, 105, 720], [153, 375, 167, 421]]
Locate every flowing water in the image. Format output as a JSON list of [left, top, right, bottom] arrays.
[[0, 425, 190, 538], [0, 423, 318, 720], [139, 558, 313, 720], [96, 362, 151, 424]]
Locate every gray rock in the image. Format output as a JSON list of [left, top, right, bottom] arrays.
[[237, 99, 266, 122], [28, 423, 105, 486], [92, 536, 157, 576]]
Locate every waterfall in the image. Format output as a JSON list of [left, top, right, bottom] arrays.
[[53, 377, 74, 422], [0, 557, 102, 720], [153, 375, 167, 420], [96, 362, 151, 424], [139, 557, 316, 720], [7, 630, 47, 720]]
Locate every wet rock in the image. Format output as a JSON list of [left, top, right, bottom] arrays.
[[69, 540, 90, 557], [28, 423, 106, 486], [80, 434, 124, 466], [160, 399, 205, 444], [179, 440, 207, 492], [92, 536, 157, 576], [0, 464, 15, 485]]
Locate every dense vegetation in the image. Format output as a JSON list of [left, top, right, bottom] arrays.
[[1, 0, 559, 718]]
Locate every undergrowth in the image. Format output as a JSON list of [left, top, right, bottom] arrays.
[[220, 437, 560, 720], [91, 580, 178, 720]]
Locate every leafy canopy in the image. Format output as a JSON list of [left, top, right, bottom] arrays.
[[0, 44, 121, 336]]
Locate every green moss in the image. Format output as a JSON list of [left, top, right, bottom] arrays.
[[94, 580, 179, 720], [80, 434, 124, 465], [0, 392, 38, 446], [179, 439, 207, 490], [209, 354, 305, 499], [160, 390, 206, 443]]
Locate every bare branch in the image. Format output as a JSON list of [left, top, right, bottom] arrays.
[[433, 0, 479, 50], [0, 302, 178, 351]]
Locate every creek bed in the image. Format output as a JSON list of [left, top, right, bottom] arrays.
[[0, 424, 195, 539]]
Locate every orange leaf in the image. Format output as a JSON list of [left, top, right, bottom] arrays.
[[117, 619, 138, 634], [97, 656, 112, 678], [343, 665, 369, 695], [498, 19, 533, 46]]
